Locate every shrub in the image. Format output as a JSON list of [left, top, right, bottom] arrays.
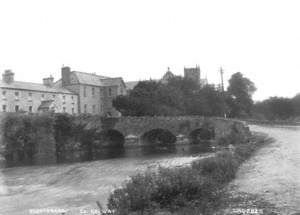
[[192, 152, 239, 184], [108, 172, 156, 214], [106, 135, 268, 215], [107, 157, 229, 214], [2, 113, 54, 165]]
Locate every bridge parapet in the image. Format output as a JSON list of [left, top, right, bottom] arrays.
[[87, 116, 251, 146]]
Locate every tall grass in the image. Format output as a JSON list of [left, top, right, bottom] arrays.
[[105, 135, 268, 215]]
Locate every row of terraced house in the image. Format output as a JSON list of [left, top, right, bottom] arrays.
[[0, 65, 206, 116], [0, 66, 126, 116]]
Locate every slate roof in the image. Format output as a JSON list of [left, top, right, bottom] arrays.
[[63, 70, 126, 87], [74, 71, 109, 86], [100, 77, 125, 87], [0, 80, 75, 94]]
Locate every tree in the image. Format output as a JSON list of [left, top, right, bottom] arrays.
[[113, 75, 231, 117], [254, 97, 295, 120], [227, 72, 256, 117], [291, 93, 300, 116], [113, 80, 182, 116]]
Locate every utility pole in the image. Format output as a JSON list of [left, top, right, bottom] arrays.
[[219, 67, 227, 118], [219, 67, 224, 92]]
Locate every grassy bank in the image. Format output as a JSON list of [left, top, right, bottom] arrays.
[[101, 133, 271, 215]]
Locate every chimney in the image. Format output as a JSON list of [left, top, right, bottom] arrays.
[[61, 66, 71, 86], [43, 75, 54, 87], [2, 70, 15, 84]]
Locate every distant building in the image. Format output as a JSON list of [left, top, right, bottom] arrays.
[[56, 66, 126, 116], [161, 67, 175, 84], [200, 78, 208, 87], [125, 67, 175, 91], [0, 67, 127, 116], [125, 65, 209, 91], [184, 65, 208, 88], [184, 65, 201, 85], [0, 70, 78, 114]]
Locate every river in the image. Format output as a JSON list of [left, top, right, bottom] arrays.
[[1, 125, 300, 215], [0, 144, 212, 215]]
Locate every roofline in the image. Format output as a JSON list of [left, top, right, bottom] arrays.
[[0, 86, 77, 95], [72, 70, 110, 79]]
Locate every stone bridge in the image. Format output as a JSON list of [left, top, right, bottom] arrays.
[[86, 116, 251, 146], [0, 114, 251, 165]]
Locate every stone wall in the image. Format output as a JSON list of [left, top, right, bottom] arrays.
[[85, 116, 251, 146], [0, 114, 251, 166]]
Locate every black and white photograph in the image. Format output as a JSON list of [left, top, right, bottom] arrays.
[[0, 0, 299, 214]]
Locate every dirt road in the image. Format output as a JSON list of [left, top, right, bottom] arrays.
[[229, 125, 300, 214]]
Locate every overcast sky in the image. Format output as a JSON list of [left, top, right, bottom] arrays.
[[0, 0, 299, 101]]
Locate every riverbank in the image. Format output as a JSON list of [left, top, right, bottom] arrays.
[[103, 133, 272, 215]]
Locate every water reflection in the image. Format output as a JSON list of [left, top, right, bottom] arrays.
[[3, 141, 214, 167], [56, 141, 213, 164]]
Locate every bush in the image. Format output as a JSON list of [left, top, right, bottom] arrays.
[[217, 124, 245, 146], [106, 135, 268, 215], [107, 167, 218, 214], [2, 113, 54, 165], [192, 152, 239, 184], [108, 172, 156, 214], [107, 152, 240, 214]]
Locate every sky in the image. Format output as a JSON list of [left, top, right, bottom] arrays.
[[0, 0, 300, 101]]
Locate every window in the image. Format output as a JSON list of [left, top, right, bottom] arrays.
[[15, 105, 19, 112], [71, 96, 74, 100], [72, 108, 75, 114], [63, 95, 66, 100], [15, 92, 19, 97], [63, 107, 66, 113], [2, 105, 6, 112], [2, 91, 6, 96], [92, 105, 96, 113], [92, 88, 95, 97], [29, 106, 32, 112], [28, 92, 33, 101], [108, 88, 112, 96], [84, 104, 87, 113], [83, 86, 87, 97], [52, 94, 56, 99], [41, 94, 45, 99]]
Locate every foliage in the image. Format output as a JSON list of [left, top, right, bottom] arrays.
[[253, 96, 296, 120], [113, 77, 228, 117], [1, 113, 111, 164], [105, 134, 267, 215], [227, 72, 256, 117], [2, 113, 54, 164]]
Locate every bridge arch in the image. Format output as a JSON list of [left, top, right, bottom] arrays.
[[188, 126, 215, 144], [94, 129, 125, 148], [141, 128, 176, 147]]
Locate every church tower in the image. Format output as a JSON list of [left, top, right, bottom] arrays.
[[184, 65, 200, 85]]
